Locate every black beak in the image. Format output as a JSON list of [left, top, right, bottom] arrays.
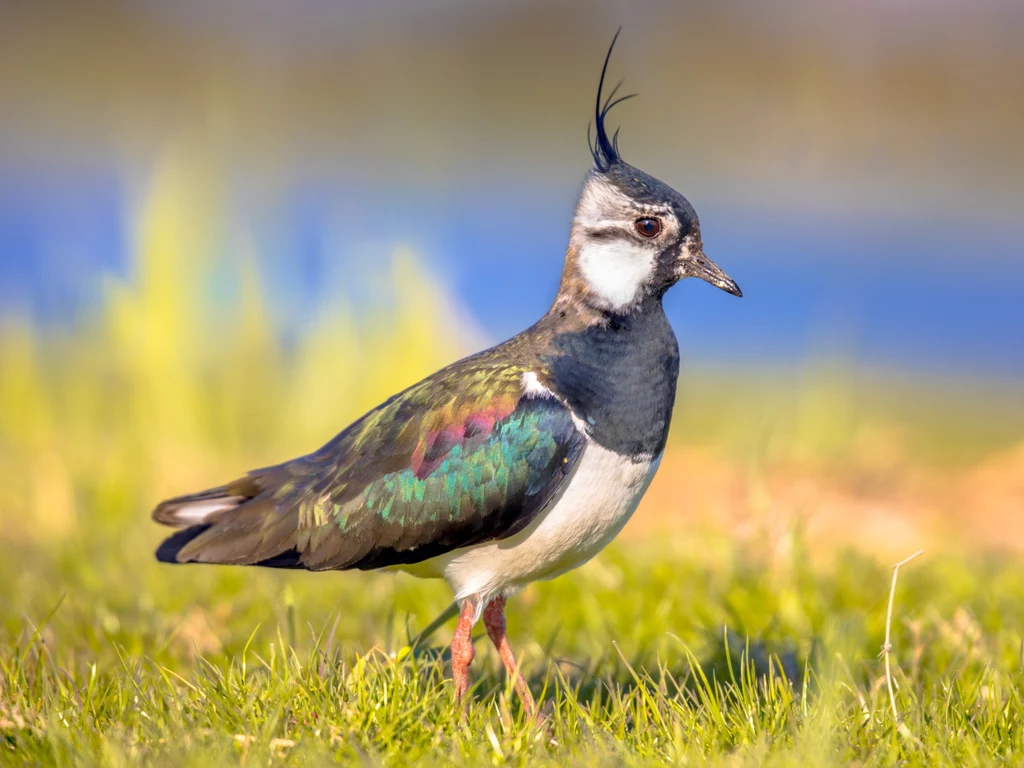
[[687, 250, 742, 297]]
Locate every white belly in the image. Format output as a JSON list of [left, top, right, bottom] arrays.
[[400, 441, 661, 604]]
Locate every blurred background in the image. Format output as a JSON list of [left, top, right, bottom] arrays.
[[1, 0, 1023, 569]]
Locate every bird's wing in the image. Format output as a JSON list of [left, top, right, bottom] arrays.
[[154, 361, 586, 570]]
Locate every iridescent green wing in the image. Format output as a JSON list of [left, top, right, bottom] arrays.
[[166, 361, 585, 570]]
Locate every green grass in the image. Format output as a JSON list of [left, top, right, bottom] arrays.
[[3, 527, 1024, 766]]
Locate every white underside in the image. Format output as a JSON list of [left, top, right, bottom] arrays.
[[394, 440, 661, 606]]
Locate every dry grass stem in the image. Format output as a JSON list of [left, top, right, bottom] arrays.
[[881, 548, 924, 724]]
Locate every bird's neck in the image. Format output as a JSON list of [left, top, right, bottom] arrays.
[[546, 285, 665, 333], [529, 289, 680, 458]]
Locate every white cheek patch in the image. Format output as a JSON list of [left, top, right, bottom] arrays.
[[577, 240, 656, 311]]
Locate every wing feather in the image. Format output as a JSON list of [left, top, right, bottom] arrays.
[[154, 362, 585, 571]]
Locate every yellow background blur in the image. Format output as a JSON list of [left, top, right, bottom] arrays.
[[1, 1, 1022, 561]]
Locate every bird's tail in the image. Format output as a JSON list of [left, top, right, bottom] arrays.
[[151, 468, 303, 568], [152, 485, 249, 564], [152, 486, 247, 528]]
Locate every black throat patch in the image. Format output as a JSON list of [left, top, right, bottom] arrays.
[[544, 299, 680, 458]]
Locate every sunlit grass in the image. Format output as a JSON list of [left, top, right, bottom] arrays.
[[3, 534, 1024, 765], [2, 154, 1023, 765]]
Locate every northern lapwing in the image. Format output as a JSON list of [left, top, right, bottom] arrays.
[[152, 31, 741, 716]]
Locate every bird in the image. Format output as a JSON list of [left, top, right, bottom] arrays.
[[151, 30, 741, 718]]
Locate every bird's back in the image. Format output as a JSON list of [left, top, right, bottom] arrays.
[[152, 322, 580, 571]]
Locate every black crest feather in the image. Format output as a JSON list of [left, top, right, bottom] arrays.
[[589, 29, 636, 172]]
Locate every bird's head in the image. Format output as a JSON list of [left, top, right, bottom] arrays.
[[557, 32, 741, 315]]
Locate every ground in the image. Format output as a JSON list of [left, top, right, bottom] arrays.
[[3, 503, 1023, 766]]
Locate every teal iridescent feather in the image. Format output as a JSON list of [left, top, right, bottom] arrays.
[[359, 404, 571, 530]]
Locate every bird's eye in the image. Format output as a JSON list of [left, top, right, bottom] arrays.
[[635, 218, 662, 238]]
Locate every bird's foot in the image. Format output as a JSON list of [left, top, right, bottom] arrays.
[[483, 595, 539, 720], [450, 599, 478, 707]]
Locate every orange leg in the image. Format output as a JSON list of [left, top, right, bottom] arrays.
[[450, 599, 477, 702], [483, 595, 536, 717]]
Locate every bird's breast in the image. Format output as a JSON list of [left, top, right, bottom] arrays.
[[545, 305, 680, 457]]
